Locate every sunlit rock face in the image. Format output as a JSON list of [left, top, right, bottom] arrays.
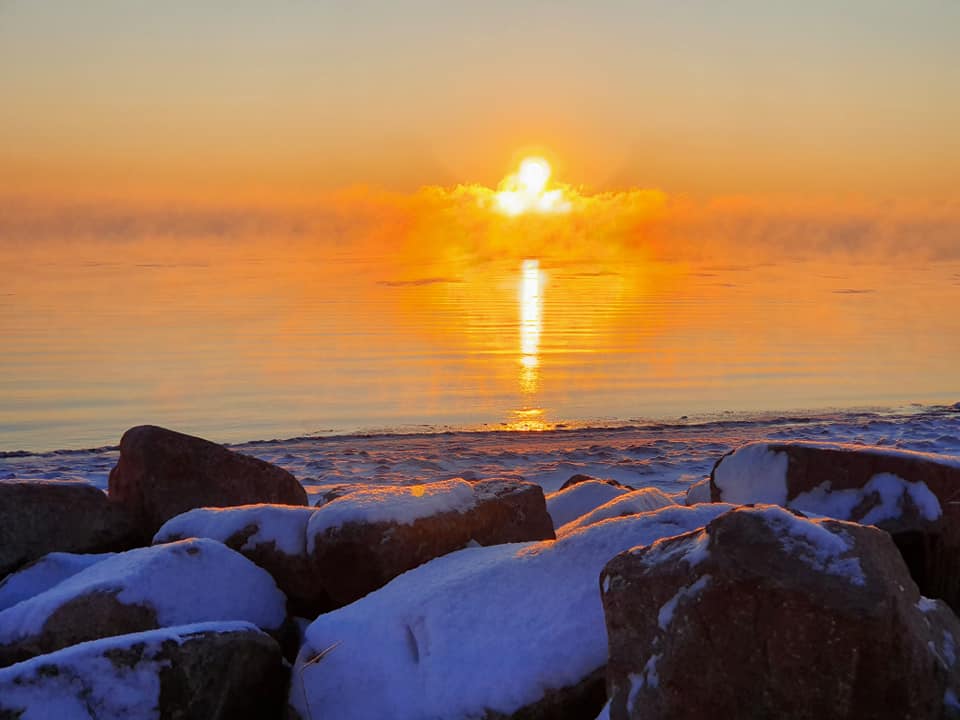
[[710, 441, 960, 611], [601, 505, 960, 720], [306, 478, 555, 608], [108, 424, 308, 540]]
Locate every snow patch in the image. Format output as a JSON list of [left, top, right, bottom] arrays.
[[657, 575, 711, 630], [154, 504, 317, 555], [546, 480, 631, 529], [753, 506, 865, 585], [790, 473, 941, 525], [558, 487, 677, 534], [684, 477, 711, 505], [0, 552, 114, 612], [712, 444, 789, 505]]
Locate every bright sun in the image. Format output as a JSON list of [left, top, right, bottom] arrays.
[[494, 157, 571, 216]]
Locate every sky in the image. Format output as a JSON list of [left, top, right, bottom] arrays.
[[1, 0, 958, 204]]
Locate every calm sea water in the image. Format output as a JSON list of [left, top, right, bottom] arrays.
[[1, 236, 958, 451]]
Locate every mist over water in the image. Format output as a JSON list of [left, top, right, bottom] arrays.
[[1, 224, 958, 452]]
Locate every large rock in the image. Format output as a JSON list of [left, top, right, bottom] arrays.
[[0, 537, 287, 667], [0, 480, 136, 578], [154, 504, 326, 616], [307, 478, 555, 607], [0, 622, 287, 720], [601, 505, 960, 720], [710, 441, 960, 610], [290, 504, 734, 720], [108, 425, 307, 539]]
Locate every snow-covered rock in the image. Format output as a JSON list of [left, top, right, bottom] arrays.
[[683, 477, 711, 506], [108, 424, 308, 538], [601, 505, 960, 719], [558, 488, 677, 535], [0, 480, 135, 577], [0, 538, 287, 667], [710, 441, 960, 610], [0, 552, 114, 612], [307, 478, 554, 607], [546, 480, 633, 529], [155, 504, 324, 616], [0, 622, 287, 720], [290, 503, 733, 720]]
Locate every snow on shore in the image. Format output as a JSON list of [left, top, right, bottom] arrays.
[[3, 405, 959, 503]]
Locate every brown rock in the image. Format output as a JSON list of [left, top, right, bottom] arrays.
[[0, 480, 136, 578], [710, 442, 960, 611], [108, 425, 307, 539], [601, 505, 960, 720], [308, 478, 555, 607], [0, 624, 288, 720]]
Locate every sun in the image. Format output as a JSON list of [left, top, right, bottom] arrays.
[[494, 156, 571, 216]]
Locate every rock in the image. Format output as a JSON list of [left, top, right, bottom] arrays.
[[0, 537, 287, 667], [0, 551, 114, 612], [710, 441, 960, 610], [683, 477, 711, 505], [0, 480, 136, 578], [108, 425, 308, 539], [289, 504, 734, 720], [0, 621, 287, 720], [154, 504, 328, 616], [601, 505, 960, 720], [307, 478, 555, 607], [558, 488, 677, 535], [546, 480, 633, 529], [560, 474, 635, 492]]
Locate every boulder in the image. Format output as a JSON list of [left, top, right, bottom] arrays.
[[0, 551, 114, 612], [546, 481, 633, 529], [559, 488, 677, 535], [307, 478, 555, 607], [154, 504, 327, 616], [601, 505, 960, 720], [710, 441, 960, 610], [0, 622, 287, 720], [108, 425, 307, 539], [290, 504, 734, 720], [0, 537, 286, 667], [0, 480, 136, 578]]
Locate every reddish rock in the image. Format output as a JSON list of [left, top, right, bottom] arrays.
[[601, 505, 960, 720], [709, 442, 960, 611], [0, 623, 288, 720], [108, 425, 307, 538], [307, 478, 555, 607], [0, 480, 136, 578]]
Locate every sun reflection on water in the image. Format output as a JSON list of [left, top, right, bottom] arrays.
[[509, 259, 551, 430]]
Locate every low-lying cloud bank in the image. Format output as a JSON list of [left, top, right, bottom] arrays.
[[2, 185, 958, 263]]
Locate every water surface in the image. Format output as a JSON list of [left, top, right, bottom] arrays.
[[1, 236, 957, 451]]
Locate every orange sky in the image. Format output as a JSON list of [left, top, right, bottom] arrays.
[[1, 1, 958, 205]]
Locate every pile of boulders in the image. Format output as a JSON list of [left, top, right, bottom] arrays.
[[3, 425, 960, 720]]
